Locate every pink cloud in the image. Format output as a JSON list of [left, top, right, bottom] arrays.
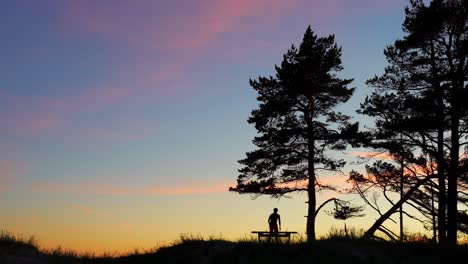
[[54, 0, 406, 69], [1, 50, 195, 137], [351, 151, 394, 161], [3, 0, 294, 138], [317, 174, 352, 190], [0, 160, 27, 181], [28, 179, 234, 196], [0, 86, 155, 137], [75, 126, 159, 142], [0, 160, 29, 192], [141, 182, 232, 196], [58, 0, 293, 51], [0, 185, 11, 192], [1, 108, 63, 136], [2, 0, 407, 138], [70, 203, 100, 216]]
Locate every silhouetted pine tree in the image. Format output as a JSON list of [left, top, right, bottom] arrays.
[[326, 199, 365, 237], [230, 26, 361, 242]]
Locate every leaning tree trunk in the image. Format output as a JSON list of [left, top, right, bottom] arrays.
[[364, 174, 432, 239]]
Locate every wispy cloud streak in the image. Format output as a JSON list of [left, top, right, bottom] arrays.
[[70, 203, 101, 216], [2, 0, 405, 138], [0, 160, 27, 192], [28, 180, 233, 196]]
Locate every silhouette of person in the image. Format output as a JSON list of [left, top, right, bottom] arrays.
[[268, 208, 281, 233]]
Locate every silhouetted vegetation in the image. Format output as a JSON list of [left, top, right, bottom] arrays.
[[350, 0, 468, 248], [2, 230, 468, 264]]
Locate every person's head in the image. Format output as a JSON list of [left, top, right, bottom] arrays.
[[273, 208, 278, 213]]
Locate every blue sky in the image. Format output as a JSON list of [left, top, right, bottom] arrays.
[[0, 0, 411, 253]]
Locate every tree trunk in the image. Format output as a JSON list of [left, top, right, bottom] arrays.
[[447, 113, 459, 247], [431, 40, 447, 245], [307, 137, 316, 242], [431, 186, 437, 243], [399, 132, 404, 242], [306, 101, 316, 242]]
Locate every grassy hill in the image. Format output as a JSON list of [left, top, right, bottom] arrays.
[[2, 231, 468, 264]]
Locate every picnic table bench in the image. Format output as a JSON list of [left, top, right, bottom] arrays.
[[251, 231, 298, 243]]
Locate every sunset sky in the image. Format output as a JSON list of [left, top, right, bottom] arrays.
[[1, 0, 415, 254]]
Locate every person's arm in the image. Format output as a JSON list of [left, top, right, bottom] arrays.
[[279, 215, 281, 230]]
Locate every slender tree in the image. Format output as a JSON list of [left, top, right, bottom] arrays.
[[229, 26, 359, 242], [326, 199, 365, 237]]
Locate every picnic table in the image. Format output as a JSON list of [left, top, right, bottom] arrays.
[[251, 231, 298, 243]]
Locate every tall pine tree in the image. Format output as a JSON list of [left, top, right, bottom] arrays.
[[230, 26, 358, 241]]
